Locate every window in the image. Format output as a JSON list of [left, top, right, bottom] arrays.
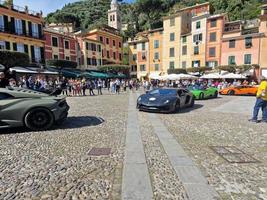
[[193, 33, 202, 43], [182, 36, 187, 43], [110, 16, 113, 22], [229, 40, 235, 48], [119, 53, 122, 61], [142, 42, 146, 50], [170, 18, 175, 26], [52, 37, 58, 47], [65, 56, 70, 61], [0, 93, 14, 100], [64, 40, 69, 49], [169, 61, 175, 69], [169, 48, 175, 57], [119, 42, 121, 48], [53, 54, 58, 60], [155, 64, 159, 71], [209, 47, 216, 57], [245, 37, 252, 48], [194, 46, 199, 55], [154, 40, 159, 48], [0, 41, 5, 49], [244, 54, 252, 64], [87, 58, 91, 65], [107, 51, 110, 58], [34, 46, 41, 62], [17, 43, 24, 53], [133, 54, 137, 61], [0, 15, 4, 32], [15, 19, 22, 35], [207, 61, 218, 68], [134, 43, 137, 49], [113, 52, 116, 59], [210, 19, 217, 28], [97, 45, 101, 52], [154, 52, 159, 60], [32, 23, 39, 38], [192, 60, 200, 67], [106, 38, 109, 44], [196, 21, 201, 29], [170, 33, 175, 41], [140, 64, 146, 71], [142, 52, 146, 60], [182, 46, 187, 55], [182, 61, 186, 69], [113, 40, 116, 46], [210, 32, 216, 42], [100, 36, 103, 42], [228, 56, 236, 65]]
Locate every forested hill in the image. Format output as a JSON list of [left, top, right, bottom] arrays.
[[45, 0, 265, 35]]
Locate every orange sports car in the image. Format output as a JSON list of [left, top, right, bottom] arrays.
[[219, 85, 258, 96]]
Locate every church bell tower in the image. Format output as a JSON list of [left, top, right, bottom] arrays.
[[108, 0, 121, 31]]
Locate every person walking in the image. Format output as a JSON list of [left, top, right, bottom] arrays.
[[97, 79, 103, 95], [249, 76, 267, 123], [115, 79, 121, 94]]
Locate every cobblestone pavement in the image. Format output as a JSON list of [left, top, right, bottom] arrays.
[[0, 91, 128, 200], [157, 95, 267, 200], [0, 91, 266, 200]]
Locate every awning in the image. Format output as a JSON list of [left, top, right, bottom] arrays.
[[149, 71, 162, 79], [220, 73, 247, 79], [10, 66, 59, 75], [139, 72, 148, 77]]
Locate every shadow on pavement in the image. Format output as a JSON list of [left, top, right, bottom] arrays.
[[174, 104, 204, 114], [59, 116, 105, 129]]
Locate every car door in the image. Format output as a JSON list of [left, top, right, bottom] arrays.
[[177, 89, 187, 107], [0, 92, 16, 111]]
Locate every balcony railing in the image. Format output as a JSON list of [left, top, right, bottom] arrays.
[[0, 25, 45, 40], [242, 27, 259, 35], [0, 0, 42, 18]]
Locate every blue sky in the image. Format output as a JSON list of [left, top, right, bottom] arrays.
[[14, 0, 134, 16]]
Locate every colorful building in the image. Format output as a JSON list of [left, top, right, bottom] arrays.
[[148, 28, 163, 76], [206, 14, 226, 68], [128, 33, 149, 79], [44, 28, 77, 63], [180, 33, 192, 69], [259, 4, 267, 76], [82, 26, 123, 66], [221, 20, 263, 67], [0, 0, 45, 63], [76, 36, 103, 70]]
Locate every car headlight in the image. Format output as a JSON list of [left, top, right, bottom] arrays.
[[138, 97, 142, 102], [164, 100, 170, 104]]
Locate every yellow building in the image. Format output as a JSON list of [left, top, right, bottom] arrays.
[[148, 28, 163, 77], [0, 0, 45, 63], [259, 4, 267, 76], [180, 33, 192, 69], [128, 33, 149, 79]]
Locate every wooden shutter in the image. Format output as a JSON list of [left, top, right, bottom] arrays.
[[28, 21, 32, 36], [38, 24, 42, 39], [40, 47, 44, 63], [24, 44, 28, 54], [3, 15, 8, 32], [5, 41, 10, 50], [10, 17, 15, 33], [30, 45, 35, 62], [13, 43, 17, 51]]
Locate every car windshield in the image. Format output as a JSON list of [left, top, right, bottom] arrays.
[[149, 89, 176, 96]]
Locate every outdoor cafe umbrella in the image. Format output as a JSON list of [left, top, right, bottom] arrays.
[[220, 73, 247, 79]]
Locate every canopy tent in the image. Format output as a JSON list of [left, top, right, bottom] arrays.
[[149, 72, 162, 80], [200, 73, 221, 79], [175, 73, 198, 80], [220, 73, 247, 79], [157, 73, 198, 81], [10, 66, 59, 75]]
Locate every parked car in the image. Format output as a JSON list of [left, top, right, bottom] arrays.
[[219, 85, 258, 96], [137, 88, 194, 113], [190, 87, 218, 100], [0, 87, 69, 131]]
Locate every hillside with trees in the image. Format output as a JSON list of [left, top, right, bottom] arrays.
[[45, 0, 266, 35]]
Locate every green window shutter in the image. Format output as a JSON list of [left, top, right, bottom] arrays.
[[22, 20, 26, 35], [28, 21, 32, 36], [13, 43, 17, 51], [5, 41, 10, 50], [30, 45, 35, 62], [3, 15, 8, 32], [24, 44, 29, 54]]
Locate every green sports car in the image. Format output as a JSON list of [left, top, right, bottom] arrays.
[[189, 87, 218, 100], [0, 87, 69, 131]]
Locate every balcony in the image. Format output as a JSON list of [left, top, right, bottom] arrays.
[[224, 24, 241, 33], [0, 25, 45, 40], [241, 27, 259, 35], [0, 0, 42, 18]]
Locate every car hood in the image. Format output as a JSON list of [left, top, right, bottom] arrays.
[[138, 94, 176, 104]]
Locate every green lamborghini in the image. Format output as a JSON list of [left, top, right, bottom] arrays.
[[189, 87, 218, 100], [0, 87, 69, 131]]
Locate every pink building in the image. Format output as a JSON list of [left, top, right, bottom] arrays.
[[221, 20, 264, 66]]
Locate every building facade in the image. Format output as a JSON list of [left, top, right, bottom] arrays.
[[108, 0, 121, 31], [83, 26, 123, 66], [221, 20, 263, 67], [0, 0, 45, 63], [206, 14, 226, 68], [259, 4, 267, 76], [44, 29, 77, 63]]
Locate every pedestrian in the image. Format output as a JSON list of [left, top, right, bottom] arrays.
[[97, 79, 103, 95], [82, 78, 87, 96], [61, 77, 68, 96], [88, 80, 95, 96], [115, 79, 121, 94], [0, 72, 9, 88], [249, 76, 267, 123]]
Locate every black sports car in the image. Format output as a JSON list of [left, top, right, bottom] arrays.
[[137, 88, 195, 113]]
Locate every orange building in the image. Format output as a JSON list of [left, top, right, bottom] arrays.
[[0, 0, 45, 63], [259, 4, 267, 76], [81, 26, 123, 65], [206, 14, 227, 68]]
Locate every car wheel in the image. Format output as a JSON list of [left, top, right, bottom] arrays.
[[199, 93, 204, 100], [24, 108, 54, 131], [189, 97, 195, 108], [214, 91, 218, 98], [228, 90, 235, 95]]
